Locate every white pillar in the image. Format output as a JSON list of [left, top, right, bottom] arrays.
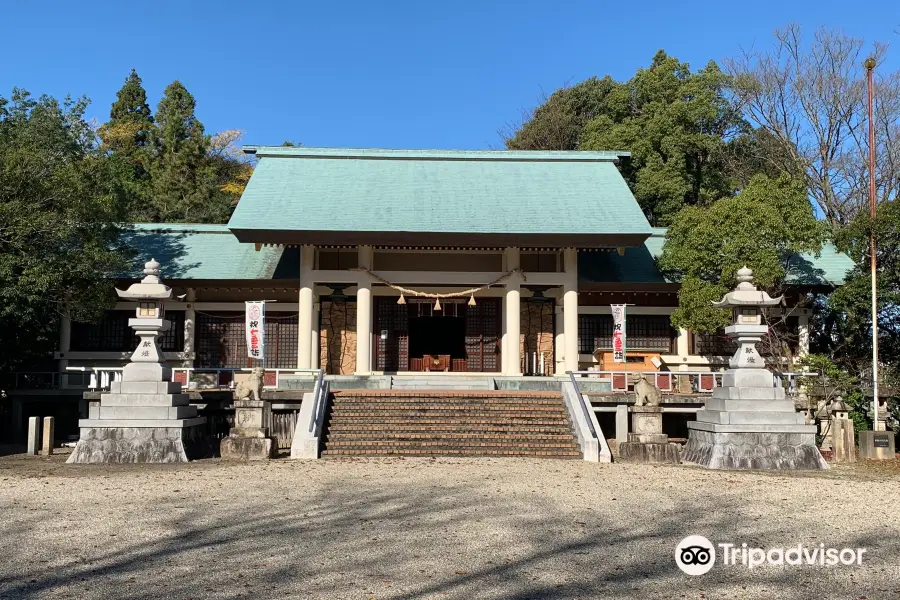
[[563, 247, 579, 373], [504, 248, 521, 376], [797, 313, 810, 358], [298, 245, 315, 369], [554, 300, 565, 374], [310, 298, 320, 369], [183, 288, 196, 367], [356, 245, 373, 374]]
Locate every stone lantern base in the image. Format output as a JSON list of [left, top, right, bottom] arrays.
[[683, 368, 827, 470], [68, 367, 213, 464]]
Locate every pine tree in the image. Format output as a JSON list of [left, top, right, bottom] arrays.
[[147, 81, 216, 222], [99, 69, 154, 158]]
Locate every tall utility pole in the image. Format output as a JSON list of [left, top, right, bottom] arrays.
[[865, 57, 881, 431]]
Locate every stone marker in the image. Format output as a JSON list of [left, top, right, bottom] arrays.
[[42, 416, 55, 456], [26, 417, 40, 456], [67, 259, 209, 463], [618, 405, 681, 464], [829, 397, 855, 463], [682, 267, 827, 470], [859, 430, 896, 460]]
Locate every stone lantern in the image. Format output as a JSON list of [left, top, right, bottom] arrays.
[[682, 267, 827, 470], [116, 259, 173, 374], [68, 258, 208, 463], [711, 266, 781, 371]]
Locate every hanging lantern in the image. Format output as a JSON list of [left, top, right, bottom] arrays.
[[397, 292, 406, 305], [434, 298, 442, 311], [468, 294, 477, 307]]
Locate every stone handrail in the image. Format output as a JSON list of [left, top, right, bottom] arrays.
[[290, 369, 329, 459], [563, 373, 611, 463]]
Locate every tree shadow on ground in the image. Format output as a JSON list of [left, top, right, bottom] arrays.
[[0, 459, 896, 599]]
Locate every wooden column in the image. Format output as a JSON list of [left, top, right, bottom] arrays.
[[183, 288, 196, 368]]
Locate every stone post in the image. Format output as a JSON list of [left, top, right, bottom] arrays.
[[42, 417, 55, 455], [829, 398, 856, 463], [563, 247, 579, 373], [356, 245, 373, 374], [26, 417, 40, 456]]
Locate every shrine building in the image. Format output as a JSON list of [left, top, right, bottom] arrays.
[[57, 146, 854, 379]]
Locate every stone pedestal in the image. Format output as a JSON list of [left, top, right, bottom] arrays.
[[220, 399, 275, 460], [683, 368, 827, 470], [618, 406, 681, 464], [859, 430, 896, 460], [68, 377, 210, 463]]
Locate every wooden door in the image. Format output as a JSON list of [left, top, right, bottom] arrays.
[[374, 298, 408, 372], [465, 298, 501, 372]]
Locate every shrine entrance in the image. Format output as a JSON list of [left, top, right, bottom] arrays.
[[374, 297, 501, 373]]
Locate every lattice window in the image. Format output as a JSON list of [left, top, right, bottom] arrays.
[[692, 330, 738, 356], [72, 310, 184, 352], [578, 314, 675, 353], [196, 311, 298, 369]]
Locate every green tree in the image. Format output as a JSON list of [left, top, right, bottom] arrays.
[[0, 89, 132, 371], [146, 81, 230, 222], [825, 200, 900, 378], [580, 52, 748, 225], [99, 69, 155, 215], [504, 77, 617, 151], [659, 174, 824, 333], [506, 52, 750, 226], [98, 69, 154, 158]]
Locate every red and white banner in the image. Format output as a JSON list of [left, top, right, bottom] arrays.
[[611, 304, 626, 363], [245, 301, 265, 360]]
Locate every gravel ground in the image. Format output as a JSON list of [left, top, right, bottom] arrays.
[[0, 453, 898, 600]]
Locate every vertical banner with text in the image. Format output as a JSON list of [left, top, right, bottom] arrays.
[[245, 301, 266, 361], [611, 304, 626, 363]]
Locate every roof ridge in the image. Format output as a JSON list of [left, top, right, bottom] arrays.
[[244, 146, 630, 161]]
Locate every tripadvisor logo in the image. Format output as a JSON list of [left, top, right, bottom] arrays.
[[675, 536, 867, 575]]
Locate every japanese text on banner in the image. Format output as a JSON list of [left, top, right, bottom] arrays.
[[245, 301, 265, 360], [611, 304, 626, 363]]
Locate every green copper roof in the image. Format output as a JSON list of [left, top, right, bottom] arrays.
[[228, 147, 651, 247], [122, 224, 287, 280], [580, 228, 855, 287]]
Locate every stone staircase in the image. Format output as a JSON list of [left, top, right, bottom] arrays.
[[390, 375, 493, 390], [320, 390, 582, 458]]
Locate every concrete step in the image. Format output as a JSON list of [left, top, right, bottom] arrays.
[[321, 447, 582, 458], [327, 423, 573, 433], [98, 405, 198, 420], [328, 411, 569, 421], [325, 432, 578, 442], [331, 397, 564, 405]]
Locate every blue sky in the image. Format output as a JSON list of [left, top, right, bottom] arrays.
[[2, 0, 897, 149]]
